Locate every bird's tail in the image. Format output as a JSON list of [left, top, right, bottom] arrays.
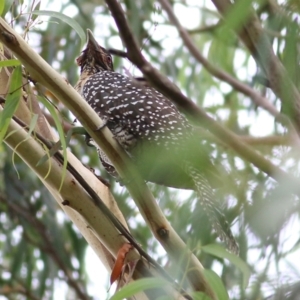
[[185, 162, 239, 255]]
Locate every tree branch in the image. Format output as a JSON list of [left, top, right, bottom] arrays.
[[5, 109, 188, 299]]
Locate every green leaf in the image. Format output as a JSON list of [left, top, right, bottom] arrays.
[[0, 0, 4, 16], [191, 291, 212, 300], [28, 114, 39, 135], [208, 37, 235, 75], [1, 0, 14, 17], [37, 96, 67, 191], [222, 0, 254, 31], [31, 1, 41, 22], [282, 20, 299, 86], [25, 248, 33, 290], [215, 0, 267, 46], [38, 252, 49, 297], [10, 114, 39, 174], [109, 278, 170, 300], [0, 59, 21, 67], [203, 269, 229, 300], [31, 10, 85, 48], [156, 297, 175, 300], [0, 66, 22, 143], [202, 244, 251, 289], [10, 238, 26, 279]]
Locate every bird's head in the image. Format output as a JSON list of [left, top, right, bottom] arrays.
[[76, 29, 114, 74]]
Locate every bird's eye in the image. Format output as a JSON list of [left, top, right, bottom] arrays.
[[106, 55, 112, 64], [76, 56, 82, 66]]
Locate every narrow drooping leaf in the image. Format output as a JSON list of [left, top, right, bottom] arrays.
[[203, 269, 229, 300], [31, 10, 85, 48], [202, 244, 251, 289], [110, 278, 170, 300], [0, 0, 4, 15], [0, 66, 23, 143], [1, 0, 14, 17], [10, 114, 39, 175], [191, 291, 211, 300], [30, 0, 41, 22], [27, 114, 39, 135], [0, 59, 21, 67], [37, 96, 68, 191]]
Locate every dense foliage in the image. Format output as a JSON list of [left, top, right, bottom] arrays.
[[1, 0, 300, 299]]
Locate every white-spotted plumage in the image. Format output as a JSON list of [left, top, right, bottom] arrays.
[[75, 30, 239, 254], [81, 70, 191, 154]]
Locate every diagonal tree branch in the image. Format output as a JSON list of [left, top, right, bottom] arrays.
[[4, 109, 188, 300], [0, 48, 124, 285]]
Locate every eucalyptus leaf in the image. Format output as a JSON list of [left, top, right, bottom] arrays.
[[110, 278, 170, 300], [0, 59, 21, 67], [31, 10, 85, 48], [202, 244, 251, 289], [203, 269, 229, 300], [37, 96, 68, 191], [0, 66, 22, 143], [0, 1, 4, 16]]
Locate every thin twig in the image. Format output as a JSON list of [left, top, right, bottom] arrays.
[[108, 48, 128, 58], [211, 0, 300, 132], [158, 0, 280, 119], [188, 23, 220, 34]]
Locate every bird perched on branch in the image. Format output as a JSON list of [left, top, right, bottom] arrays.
[[75, 29, 239, 254]]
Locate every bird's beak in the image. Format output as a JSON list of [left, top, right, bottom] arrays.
[[86, 29, 99, 50]]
